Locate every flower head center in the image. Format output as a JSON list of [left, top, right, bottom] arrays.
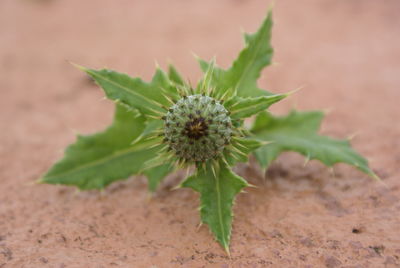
[[184, 117, 208, 140]]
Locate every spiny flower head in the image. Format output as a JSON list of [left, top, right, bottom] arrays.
[[163, 94, 232, 162]]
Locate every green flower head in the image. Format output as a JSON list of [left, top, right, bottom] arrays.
[[138, 61, 288, 169]]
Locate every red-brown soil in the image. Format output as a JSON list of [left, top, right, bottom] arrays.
[[1, 0, 399, 267]]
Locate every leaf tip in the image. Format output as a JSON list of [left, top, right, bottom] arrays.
[[166, 57, 174, 66], [190, 51, 200, 61], [368, 171, 389, 189], [346, 131, 360, 141], [146, 191, 155, 202], [154, 59, 161, 69], [268, 1, 275, 12], [224, 244, 231, 257], [35, 177, 47, 185], [260, 140, 274, 146], [365, 167, 382, 182], [286, 85, 305, 96], [321, 107, 334, 115], [328, 167, 336, 177], [74, 188, 83, 195], [170, 183, 182, 191], [370, 172, 382, 181], [303, 155, 311, 167], [196, 222, 203, 231], [239, 26, 246, 37], [246, 183, 257, 189], [68, 61, 88, 72], [271, 60, 281, 66]]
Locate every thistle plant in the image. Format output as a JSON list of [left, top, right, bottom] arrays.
[[40, 10, 377, 252]]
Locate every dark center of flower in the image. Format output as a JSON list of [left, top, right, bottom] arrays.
[[183, 117, 209, 140]]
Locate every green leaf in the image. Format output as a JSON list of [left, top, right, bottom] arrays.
[[252, 109, 324, 133], [198, 58, 217, 95], [181, 160, 248, 252], [225, 9, 274, 97], [152, 67, 180, 98], [168, 64, 185, 86], [227, 94, 287, 120], [40, 104, 164, 190], [143, 163, 174, 192], [77, 65, 174, 119], [197, 10, 274, 98], [251, 110, 377, 178], [251, 110, 322, 168]]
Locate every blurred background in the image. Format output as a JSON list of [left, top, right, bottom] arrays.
[[1, 0, 399, 267], [2, 0, 399, 176], [2, 0, 399, 141]]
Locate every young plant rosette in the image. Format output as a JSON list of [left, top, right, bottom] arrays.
[[40, 10, 377, 252]]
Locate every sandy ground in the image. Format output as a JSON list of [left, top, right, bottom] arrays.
[[1, 0, 400, 267]]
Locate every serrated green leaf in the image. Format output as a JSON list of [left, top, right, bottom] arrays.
[[168, 64, 185, 86], [152, 67, 180, 98], [41, 104, 164, 190], [197, 10, 274, 98], [251, 109, 324, 133], [227, 94, 287, 119], [78, 66, 173, 118], [226, 9, 274, 97], [251, 110, 323, 168], [251, 110, 377, 177], [181, 160, 248, 252]]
